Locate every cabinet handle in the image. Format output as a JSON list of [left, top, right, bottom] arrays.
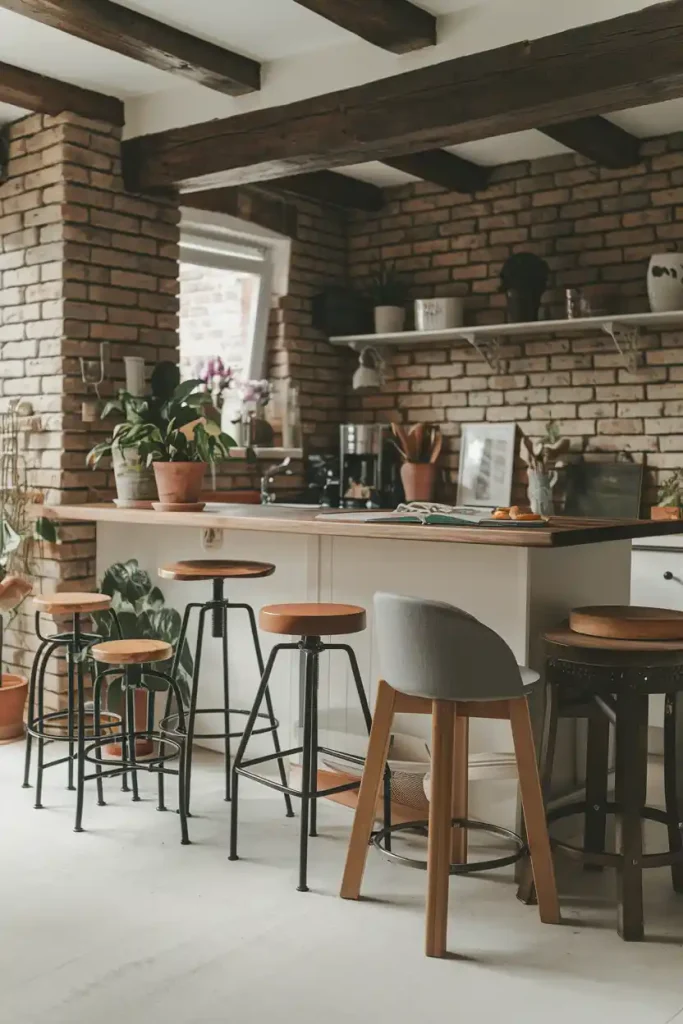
[[664, 571, 683, 584]]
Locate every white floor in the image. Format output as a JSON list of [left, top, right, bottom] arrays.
[[2, 744, 683, 1024]]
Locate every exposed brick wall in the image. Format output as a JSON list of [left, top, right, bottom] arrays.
[[345, 135, 683, 510]]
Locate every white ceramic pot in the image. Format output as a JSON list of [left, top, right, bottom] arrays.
[[414, 297, 464, 331], [647, 253, 683, 313], [374, 305, 406, 334]]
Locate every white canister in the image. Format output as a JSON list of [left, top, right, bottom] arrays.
[[647, 253, 683, 313], [374, 305, 406, 334], [414, 297, 464, 331], [124, 356, 146, 396]]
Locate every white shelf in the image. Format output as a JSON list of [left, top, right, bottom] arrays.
[[330, 311, 683, 372]]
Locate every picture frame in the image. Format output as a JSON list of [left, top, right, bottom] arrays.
[[456, 423, 516, 508], [563, 461, 643, 519]]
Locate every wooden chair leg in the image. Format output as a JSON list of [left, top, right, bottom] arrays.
[[509, 696, 560, 926], [340, 679, 397, 901], [451, 710, 469, 864], [614, 686, 648, 941], [426, 700, 455, 958]]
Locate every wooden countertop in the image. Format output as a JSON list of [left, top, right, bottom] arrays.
[[44, 503, 683, 549]]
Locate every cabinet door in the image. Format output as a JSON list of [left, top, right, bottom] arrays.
[[631, 549, 683, 610]]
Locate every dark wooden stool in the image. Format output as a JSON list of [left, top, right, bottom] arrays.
[[517, 624, 683, 941], [229, 603, 372, 893]]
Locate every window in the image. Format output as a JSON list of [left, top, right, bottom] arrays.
[[178, 217, 275, 384]]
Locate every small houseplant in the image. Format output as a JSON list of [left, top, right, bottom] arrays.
[[520, 422, 570, 515], [653, 470, 683, 520], [370, 263, 408, 334], [135, 379, 236, 506], [391, 422, 442, 503], [0, 575, 33, 741], [87, 362, 181, 506]]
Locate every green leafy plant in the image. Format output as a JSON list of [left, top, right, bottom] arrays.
[[135, 379, 236, 466], [369, 263, 407, 307], [91, 559, 192, 703], [658, 469, 683, 508]]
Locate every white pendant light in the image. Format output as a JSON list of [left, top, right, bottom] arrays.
[[352, 346, 385, 392]]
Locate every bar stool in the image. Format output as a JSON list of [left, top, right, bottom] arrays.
[[341, 594, 560, 959], [22, 592, 118, 829], [230, 602, 373, 893], [517, 616, 683, 941], [158, 559, 292, 817], [85, 638, 190, 843]]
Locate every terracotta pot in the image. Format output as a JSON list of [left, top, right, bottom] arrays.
[[153, 461, 206, 504], [652, 506, 682, 521], [401, 462, 437, 503], [104, 687, 153, 758], [0, 673, 28, 743]]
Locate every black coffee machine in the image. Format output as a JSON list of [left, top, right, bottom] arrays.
[[339, 424, 401, 509]]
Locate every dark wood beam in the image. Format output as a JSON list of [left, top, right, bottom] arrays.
[[0, 0, 260, 96], [382, 149, 488, 194], [540, 116, 641, 169], [123, 1, 683, 192], [272, 171, 384, 210], [0, 59, 123, 124], [293, 0, 436, 54], [183, 188, 298, 239]]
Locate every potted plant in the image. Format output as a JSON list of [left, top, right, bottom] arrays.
[[87, 362, 181, 506], [653, 470, 683, 520], [370, 263, 407, 334], [91, 559, 193, 756], [520, 422, 570, 515], [0, 575, 33, 741], [136, 379, 236, 507], [391, 423, 442, 502]]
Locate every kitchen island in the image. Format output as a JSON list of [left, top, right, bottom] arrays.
[[46, 504, 683, 827]]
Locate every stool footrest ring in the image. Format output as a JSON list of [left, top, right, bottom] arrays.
[[548, 800, 683, 869], [83, 733, 183, 770], [372, 818, 526, 875], [27, 709, 121, 743], [159, 707, 279, 741]]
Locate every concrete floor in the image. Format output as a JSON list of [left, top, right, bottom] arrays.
[[2, 743, 683, 1024]]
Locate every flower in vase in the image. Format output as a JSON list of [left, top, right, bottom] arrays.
[[238, 378, 271, 408], [196, 357, 234, 401]]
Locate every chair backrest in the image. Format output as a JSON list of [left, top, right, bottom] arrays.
[[373, 592, 524, 702]]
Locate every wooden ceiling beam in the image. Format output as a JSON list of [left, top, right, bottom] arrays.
[[0, 59, 123, 124], [182, 188, 298, 239], [293, 0, 436, 54], [382, 149, 488, 194], [540, 116, 641, 169], [270, 171, 384, 210], [123, 1, 683, 192], [0, 0, 260, 96]]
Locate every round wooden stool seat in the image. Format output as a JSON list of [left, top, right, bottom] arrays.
[[159, 559, 275, 582], [91, 638, 173, 665], [545, 623, 683, 669], [570, 605, 683, 642], [34, 592, 111, 615], [259, 603, 366, 636]]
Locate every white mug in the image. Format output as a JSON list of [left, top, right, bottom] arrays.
[[414, 297, 464, 331]]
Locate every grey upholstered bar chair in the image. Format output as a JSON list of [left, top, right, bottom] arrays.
[[341, 593, 560, 959]]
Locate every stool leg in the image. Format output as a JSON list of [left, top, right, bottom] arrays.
[[22, 638, 48, 788], [517, 679, 558, 906], [584, 710, 611, 871], [309, 655, 319, 840], [185, 606, 208, 816], [74, 613, 86, 832], [451, 711, 469, 865], [126, 674, 140, 802], [298, 640, 317, 891], [426, 700, 455, 959], [34, 642, 47, 810], [221, 602, 231, 802], [66, 636, 76, 791], [615, 686, 648, 941], [93, 672, 106, 807], [341, 680, 397, 900], [229, 644, 286, 862], [664, 693, 683, 894], [509, 696, 560, 926], [241, 604, 294, 818]]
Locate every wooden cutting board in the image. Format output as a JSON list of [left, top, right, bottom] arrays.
[[570, 605, 683, 641]]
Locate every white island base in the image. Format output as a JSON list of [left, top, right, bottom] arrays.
[[95, 518, 631, 830]]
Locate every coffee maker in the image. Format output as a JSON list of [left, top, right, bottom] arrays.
[[339, 424, 400, 509]]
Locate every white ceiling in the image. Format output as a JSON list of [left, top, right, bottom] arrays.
[[0, 0, 679, 186]]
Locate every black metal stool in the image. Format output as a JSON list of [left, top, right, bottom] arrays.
[[517, 624, 683, 941], [230, 602, 372, 893], [22, 592, 118, 830], [87, 638, 190, 843], [158, 560, 293, 817]]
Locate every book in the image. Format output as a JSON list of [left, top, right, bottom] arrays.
[[318, 502, 547, 527]]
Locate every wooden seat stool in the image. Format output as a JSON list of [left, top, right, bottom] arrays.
[[22, 592, 119, 830], [229, 602, 373, 893], [84, 638, 191, 844], [341, 593, 560, 959], [517, 616, 683, 941], [158, 559, 293, 818]]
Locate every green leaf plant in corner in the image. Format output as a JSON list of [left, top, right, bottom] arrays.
[[91, 559, 193, 711]]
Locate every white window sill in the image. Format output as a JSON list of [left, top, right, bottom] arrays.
[[229, 447, 303, 460]]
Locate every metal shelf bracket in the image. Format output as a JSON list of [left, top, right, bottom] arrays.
[[461, 332, 505, 373], [602, 321, 641, 373]]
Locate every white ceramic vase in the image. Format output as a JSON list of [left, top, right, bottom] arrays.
[[414, 297, 464, 331], [374, 305, 406, 334], [647, 253, 683, 313]]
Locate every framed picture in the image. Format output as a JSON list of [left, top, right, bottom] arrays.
[[456, 423, 516, 508]]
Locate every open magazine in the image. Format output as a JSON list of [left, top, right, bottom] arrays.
[[318, 502, 547, 527]]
